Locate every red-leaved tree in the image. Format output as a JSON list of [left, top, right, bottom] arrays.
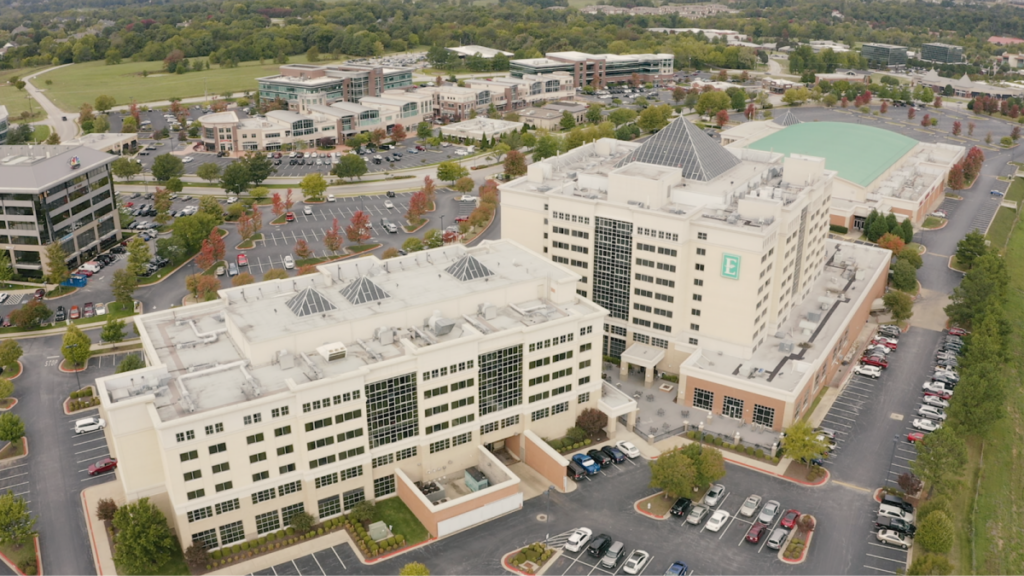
[[391, 123, 407, 141], [294, 239, 312, 259], [862, 90, 872, 104], [271, 193, 285, 218], [947, 163, 965, 190], [421, 175, 437, 207], [1012, 125, 1021, 142], [346, 210, 371, 243], [406, 191, 428, 225], [297, 264, 318, 276], [880, 101, 888, 114], [323, 217, 343, 255], [908, 107, 916, 120], [195, 242, 216, 270], [251, 203, 263, 232], [744, 103, 755, 120], [921, 114, 931, 127], [968, 121, 976, 136], [877, 232, 906, 254], [237, 214, 255, 241], [715, 109, 729, 128], [285, 189, 295, 211], [952, 121, 961, 137], [841, 96, 849, 108], [933, 95, 942, 108], [208, 228, 225, 262]]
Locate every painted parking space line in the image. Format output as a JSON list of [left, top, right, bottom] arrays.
[[823, 412, 858, 422], [75, 446, 111, 458], [866, 552, 908, 563], [0, 481, 28, 493], [864, 565, 898, 574], [72, 435, 107, 446], [820, 419, 852, 429]]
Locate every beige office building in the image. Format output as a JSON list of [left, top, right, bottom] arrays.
[[500, 117, 890, 432], [95, 241, 606, 550]]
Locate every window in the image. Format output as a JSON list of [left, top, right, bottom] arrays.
[[579, 376, 591, 386], [424, 404, 449, 417], [192, 528, 217, 549], [633, 318, 651, 327], [451, 414, 474, 426], [430, 439, 451, 453], [205, 423, 224, 435], [215, 498, 240, 515], [253, 471, 270, 482], [652, 337, 669, 349], [343, 488, 365, 511], [176, 430, 195, 443], [209, 443, 227, 455], [219, 521, 245, 546], [307, 436, 335, 451], [691, 309, 701, 317], [396, 446, 417, 461], [215, 481, 233, 492], [279, 503, 304, 527], [722, 396, 744, 419], [425, 421, 449, 435], [531, 408, 550, 421], [252, 488, 276, 504], [341, 465, 363, 480], [753, 404, 775, 428], [277, 445, 294, 456], [698, 232, 707, 240], [578, 392, 590, 403], [243, 413, 262, 425], [694, 264, 704, 271], [187, 507, 213, 523], [690, 324, 700, 331], [309, 455, 337, 469], [478, 345, 523, 416], [180, 450, 199, 462], [271, 406, 290, 418], [451, 379, 473, 392], [337, 428, 364, 442], [365, 373, 419, 449], [246, 433, 265, 444], [338, 447, 365, 461], [213, 462, 230, 474], [278, 480, 301, 495], [315, 473, 338, 489], [374, 475, 396, 498], [274, 426, 291, 437], [452, 431, 472, 446], [689, 337, 699, 345], [255, 511, 281, 534], [279, 463, 296, 474], [451, 396, 474, 409], [656, 278, 675, 288], [552, 401, 569, 415], [184, 470, 202, 481], [696, 248, 706, 256], [318, 495, 342, 519], [373, 454, 395, 468], [249, 452, 267, 463], [694, 279, 703, 286], [580, 343, 592, 353], [335, 410, 362, 424], [187, 489, 206, 500], [693, 388, 714, 411]]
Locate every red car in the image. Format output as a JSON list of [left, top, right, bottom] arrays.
[[69, 305, 81, 319], [285, 212, 295, 222], [33, 288, 44, 301], [83, 302, 95, 318], [745, 522, 769, 543], [860, 356, 888, 368], [924, 389, 952, 401], [907, 432, 925, 443], [125, 202, 134, 207], [88, 457, 118, 476], [76, 268, 93, 277], [237, 253, 248, 267], [948, 327, 969, 337], [871, 339, 898, 350], [780, 509, 801, 529]]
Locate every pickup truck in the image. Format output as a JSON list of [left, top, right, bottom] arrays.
[[874, 515, 917, 536]]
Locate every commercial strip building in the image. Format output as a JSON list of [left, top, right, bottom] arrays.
[[912, 69, 1024, 99], [439, 118, 524, 141], [65, 132, 139, 155], [920, 43, 963, 64], [0, 105, 8, 145], [813, 69, 870, 85], [446, 45, 513, 60], [518, 102, 588, 131], [580, 4, 736, 17], [0, 145, 122, 277], [510, 51, 674, 89], [500, 116, 891, 432], [721, 118, 964, 228], [257, 63, 415, 110], [419, 73, 576, 122], [95, 240, 610, 549], [861, 43, 908, 68]]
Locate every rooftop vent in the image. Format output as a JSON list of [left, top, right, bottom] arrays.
[[316, 342, 348, 362]]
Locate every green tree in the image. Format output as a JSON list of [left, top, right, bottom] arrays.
[[453, 176, 474, 193], [126, 237, 152, 276], [0, 251, 12, 283], [608, 108, 637, 127], [437, 161, 469, 183], [730, 89, 747, 111], [333, 154, 368, 181], [899, 219, 914, 244], [289, 511, 314, 533], [417, 122, 433, 139], [559, 111, 577, 130], [44, 242, 71, 286], [423, 229, 443, 249], [306, 46, 320, 62], [116, 354, 146, 373], [865, 216, 890, 242], [101, 318, 127, 348], [695, 91, 731, 116], [0, 340, 23, 372], [263, 269, 289, 281], [947, 326, 1007, 437], [198, 196, 224, 224], [532, 135, 560, 162], [945, 254, 1007, 329], [781, 420, 830, 463], [823, 94, 838, 107], [112, 498, 176, 575], [111, 269, 138, 308], [0, 413, 24, 444], [585, 105, 603, 125], [883, 291, 914, 322], [0, 379, 13, 402], [891, 258, 917, 292], [9, 301, 51, 329], [0, 491, 34, 546], [915, 511, 954, 553], [111, 157, 142, 181], [682, 443, 726, 489], [151, 154, 184, 182], [154, 187, 173, 225], [912, 425, 966, 493], [95, 95, 116, 112], [196, 163, 221, 183], [300, 173, 327, 202], [897, 246, 923, 269], [249, 187, 270, 202], [907, 554, 953, 576], [402, 237, 424, 252], [62, 325, 92, 369], [648, 449, 697, 498], [399, 562, 431, 576], [954, 230, 987, 269], [220, 162, 251, 196], [636, 105, 673, 133], [172, 213, 220, 253], [239, 152, 276, 186]]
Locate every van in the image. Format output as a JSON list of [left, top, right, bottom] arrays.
[[75, 416, 106, 434], [878, 504, 914, 523], [881, 494, 914, 514], [599, 541, 625, 569], [567, 460, 587, 480], [381, 218, 398, 234], [80, 262, 102, 274]]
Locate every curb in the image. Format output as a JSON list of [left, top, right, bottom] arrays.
[[500, 547, 557, 576], [0, 534, 42, 576], [58, 360, 88, 373], [633, 491, 672, 520], [404, 220, 429, 234], [63, 386, 99, 415], [0, 399, 18, 412], [44, 287, 79, 300], [6, 361, 23, 381], [0, 437, 29, 463], [920, 218, 948, 231], [363, 537, 437, 565], [723, 455, 831, 487], [946, 255, 967, 275]]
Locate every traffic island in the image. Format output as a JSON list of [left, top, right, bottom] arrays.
[[782, 461, 831, 486], [779, 514, 816, 564], [4, 362, 23, 381], [502, 542, 557, 575], [64, 386, 99, 415], [0, 535, 42, 576], [634, 491, 675, 520], [0, 437, 28, 462]]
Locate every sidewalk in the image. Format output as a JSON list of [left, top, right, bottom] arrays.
[[81, 482, 122, 576]]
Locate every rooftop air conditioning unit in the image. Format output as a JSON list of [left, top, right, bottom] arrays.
[[316, 342, 347, 362], [278, 349, 295, 369], [479, 303, 498, 320]]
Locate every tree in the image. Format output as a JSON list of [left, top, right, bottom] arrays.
[[695, 91, 731, 116], [239, 152, 276, 186], [921, 114, 931, 127], [101, 318, 126, 348], [417, 122, 433, 139], [207, 229, 225, 262], [406, 191, 428, 225], [0, 252, 11, 284], [294, 239, 312, 259], [899, 219, 915, 244], [346, 211, 371, 243], [111, 157, 142, 181], [437, 161, 469, 184], [323, 218, 344, 255], [453, 176, 474, 193], [897, 247, 923, 270], [421, 175, 437, 207], [250, 187, 269, 202], [682, 443, 726, 489], [715, 109, 729, 128], [62, 325, 92, 369], [951, 121, 962, 137], [916, 511, 954, 553], [891, 259, 917, 292], [559, 111, 577, 130], [532, 135, 560, 162], [912, 425, 966, 493], [877, 232, 905, 254], [504, 150, 527, 178], [423, 229, 443, 249], [947, 163, 965, 190], [648, 449, 697, 498], [300, 173, 327, 202], [232, 273, 255, 287], [781, 420, 830, 463], [907, 554, 953, 576], [96, 498, 118, 522], [198, 197, 224, 224], [116, 355, 146, 373], [306, 46, 320, 62], [955, 231, 987, 269], [151, 154, 184, 182], [0, 340, 22, 372], [968, 122, 976, 136], [908, 107, 916, 121], [112, 498, 176, 576], [608, 108, 637, 126], [369, 128, 386, 146], [897, 472, 923, 496], [0, 412, 23, 445], [184, 541, 210, 569], [391, 123, 407, 142], [575, 408, 607, 436], [264, 269, 289, 281], [220, 162, 250, 196], [637, 105, 673, 133], [271, 193, 285, 218], [382, 247, 401, 259], [94, 95, 116, 113], [237, 214, 255, 243], [399, 562, 431, 576], [44, 242, 71, 286], [197, 163, 221, 183], [402, 237, 424, 252], [186, 274, 221, 301], [289, 512, 315, 534], [585, 105, 603, 125], [0, 491, 34, 547], [865, 216, 890, 243], [153, 188, 172, 225], [333, 154, 368, 181], [127, 237, 152, 276], [9, 301, 51, 329], [0, 380, 11, 403]]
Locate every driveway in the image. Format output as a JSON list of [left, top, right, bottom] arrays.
[[23, 64, 80, 143]]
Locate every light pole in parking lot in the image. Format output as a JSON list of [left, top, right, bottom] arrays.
[[886, 434, 899, 487]]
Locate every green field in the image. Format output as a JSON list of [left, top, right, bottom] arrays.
[[31, 125, 49, 142], [39, 54, 324, 112], [0, 67, 48, 121]]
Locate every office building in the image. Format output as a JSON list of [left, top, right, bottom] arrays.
[[0, 106, 8, 145], [721, 119, 965, 227], [95, 240, 607, 548], [921, 43, 963, 64], [421, 73, 576, 122], [500, 117, 890, 431], [511, 52, 673, 89], [518, 102, 588, 131], [0, 145, 121, 277], [257, 64, 414, 111], [861, 43, 907, 67]]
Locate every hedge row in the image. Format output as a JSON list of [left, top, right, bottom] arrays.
[[69, 388, 94, 399], [684, 431, 780, 463]]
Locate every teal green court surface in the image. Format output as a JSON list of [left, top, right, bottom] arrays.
[[746, 122, 918, 187]]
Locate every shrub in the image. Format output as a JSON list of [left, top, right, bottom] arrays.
[[211, 551, 222, 560], [241, 542, 250, 551], [286, 527, 295, 536], [96, 498, 118, 522], [396, 534, 405, 544], [566, 426, 589, 443], [387, 536, 396, 546], [258, 536, 267, 545], [576, 407, 607, 436], [267, 532, 277, 541], [548, 438, 563, 450], [745, 446, 755, 455], [829, 225, 849, 234], [514, 552, 526, 565], [289, 511, 315, 534], [317, 528, 324, 535], [755, 448, 765, 459], [231, 544, 241, 554], [584, 439, 591, 445]]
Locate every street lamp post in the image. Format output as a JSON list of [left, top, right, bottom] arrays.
[[886, 434, 899, 487]]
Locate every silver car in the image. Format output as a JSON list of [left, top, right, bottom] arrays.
[[766, 527, 788, 550], [739, 494, 762, 517], [685, 505, 709, 525], [704, 483, 725, 507], [758, 500, 781, 524]]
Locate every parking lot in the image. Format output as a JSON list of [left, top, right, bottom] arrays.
[[248, 543, 359, 576]]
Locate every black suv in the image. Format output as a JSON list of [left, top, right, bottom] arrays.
[[670, 497, 692, 517], [587, 449, 612, 468], [587, 534, 612, 557], [881, 494, 914, 514], [55, 306, 66, 322], [601, 445, 626, 464]]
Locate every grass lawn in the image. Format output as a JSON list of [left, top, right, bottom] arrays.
[[46, 285, 75, 298], [922, 216, 945, 229], [949, 255, 969, 272], [637, 492, 676, 516], [800, 382, 831, 424], [237, 233, 263, 249], [42, 54, 322, 112], [0, 67, 49, 121], [985, 206, 1017, 251], [1006, 176, 1024, 204], [374, 498, 429, 545], [0, 540, 36, 570], [31, 125, 50, 143], [0, 439, 25, 460], [347, 243, 379, 254]]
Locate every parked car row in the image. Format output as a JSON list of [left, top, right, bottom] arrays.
[[57, 301, 107, 321], [857, 324, 902, 370], [565, 527, 682, 574], [911, 328, 966, 436], [681, 486, 800, 551], [567, 440, 639, 479], [875, 494, 916, 549]]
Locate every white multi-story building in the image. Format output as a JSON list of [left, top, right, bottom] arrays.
[[96, 240, 606, 549], [501, 117, 890, 431]]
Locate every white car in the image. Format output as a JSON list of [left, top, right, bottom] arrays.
[[226, 197, 238, 204], [384, 200, 395, 209], [94, 302, 107, 315], [310, 152, 318, 158], [283, 255, 295, 269], [853, 365, 882, 378], [564, 527, 592, 553], [922, 381, 953, 395], [929, 210, 947, 218], [739, 494, 762, 517], [303, 206, 313, 215], [266, 153, 274, 159], [454, 149, 468, 156], [918, 405, 947, 421], [74, 416, 106, 434], [922, 395, 949, 409], [876, 529, 911, 550], [705, 510, 729, 532], [327, 194, 336, 202], [616, 440, 641, 459], [622, 550, 650, 575], [874, 334, 898, 344], [912, 418, 942, 432], [182, 156, 194, 163]]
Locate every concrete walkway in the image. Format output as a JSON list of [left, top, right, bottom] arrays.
[[81, 481, 121, 576]]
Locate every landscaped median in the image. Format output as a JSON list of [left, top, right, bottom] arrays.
[[502, 541, 558, 575], [778, 514, 816, 564]]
